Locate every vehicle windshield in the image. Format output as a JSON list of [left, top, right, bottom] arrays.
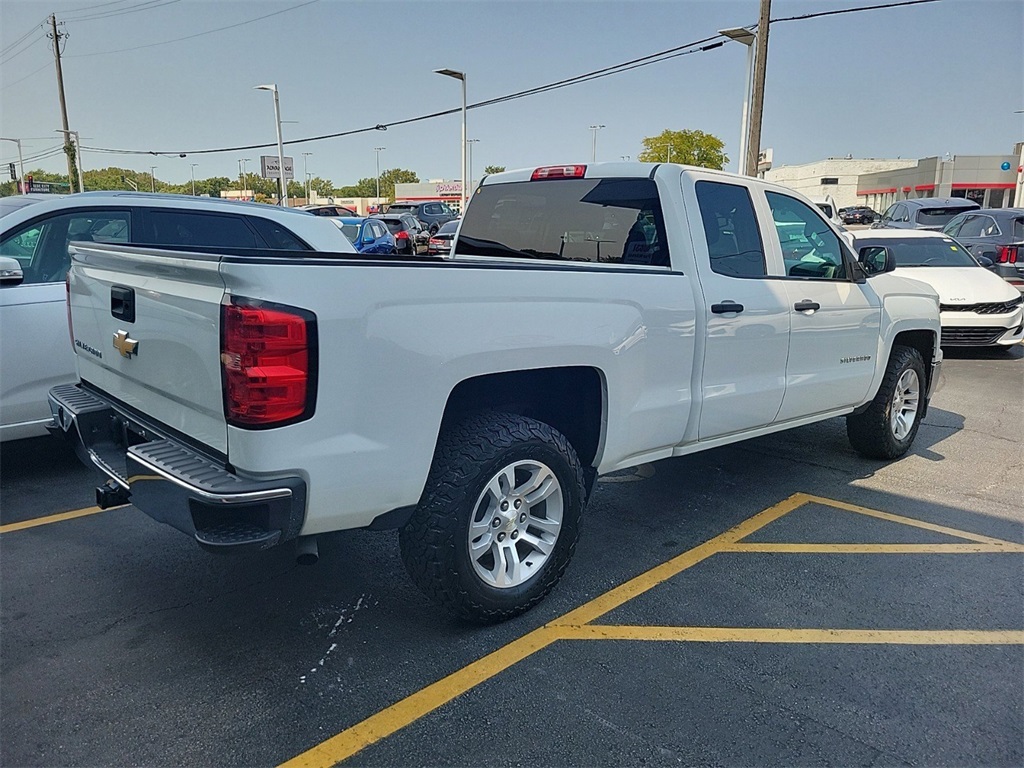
[[916, 207, 972, 226], [859, 236, 979, 267]]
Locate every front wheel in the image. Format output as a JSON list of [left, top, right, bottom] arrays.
[[846, 345, 926, 459], [400, 411, 586, 624]]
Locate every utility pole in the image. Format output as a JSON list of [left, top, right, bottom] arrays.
[[48, 14, 77, 192], [744, 0, 771, 177]]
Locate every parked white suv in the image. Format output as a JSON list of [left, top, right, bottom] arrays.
[[0, 192, 352, 442]]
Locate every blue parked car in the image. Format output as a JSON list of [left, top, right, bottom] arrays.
[[330, 217, 396, 254]]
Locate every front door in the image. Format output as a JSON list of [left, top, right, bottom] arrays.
[[763, 190, 881, 421]]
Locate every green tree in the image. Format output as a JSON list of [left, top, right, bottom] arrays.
[[347, 168, 419, 201], [308, 176, 334, 196], [637, 129, 727, 170], [483, 165, 505, 175]]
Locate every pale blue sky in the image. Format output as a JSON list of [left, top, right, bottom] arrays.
[[1, 0, 1021, 186]]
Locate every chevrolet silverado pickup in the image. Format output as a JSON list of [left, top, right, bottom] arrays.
[[49, 163, 942, 623]]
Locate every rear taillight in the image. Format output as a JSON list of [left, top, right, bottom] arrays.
[[429, 237, 441, 245], [66, 273, 74, 347], [395, 231, 409, 240], [220, 299, 317, 428], [531, 165, 586, 180], [997, 246, 1019, 264]]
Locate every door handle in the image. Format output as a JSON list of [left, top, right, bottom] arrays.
[[711, 302, 744, 314], [794, 300, 820, 312]]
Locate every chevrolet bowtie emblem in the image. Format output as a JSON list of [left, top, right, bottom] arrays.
[[113, 330, 139, 358]]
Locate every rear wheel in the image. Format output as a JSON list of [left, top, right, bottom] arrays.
[[400, 411, 586, 624], [847, 345, 925, 459]]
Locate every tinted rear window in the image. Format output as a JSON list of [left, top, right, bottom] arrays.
[[145, 210, 259, 248], [1012, 217, 1024, 240], [916, 207, 973, 226], [379, 219, 404, 234], [454, 177, 669, 267]]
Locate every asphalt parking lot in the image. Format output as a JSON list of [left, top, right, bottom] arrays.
[[2, 345, 1022, 767]]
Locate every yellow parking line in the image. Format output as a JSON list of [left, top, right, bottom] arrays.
[[800, 494, 1018, 546], [558, 625, 1024, 645], [279, 627, 562, 768], [280, 493, 811, 768], [723, 543, 1024, 554], [548, 492, 811, 628], [0, 504, 123, 534]]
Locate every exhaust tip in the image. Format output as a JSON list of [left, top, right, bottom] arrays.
[[295, 535, 318, 566]]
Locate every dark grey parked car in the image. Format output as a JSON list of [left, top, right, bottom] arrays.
[[942, 207, 1024, 292], [385, 201, 457, 234], [874, 197, 979, 231]]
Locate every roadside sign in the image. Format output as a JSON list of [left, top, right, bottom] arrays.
[[261, 155, 294, 180]]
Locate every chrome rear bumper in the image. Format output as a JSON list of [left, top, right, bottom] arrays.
[[48, 383, 306, 553]]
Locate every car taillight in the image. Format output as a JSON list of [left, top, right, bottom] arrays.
[[531, 165, 586, 180], [997, 246, 1019, 264], [429, 237, 441, 245], [66, 272, 74, 347], [220, 299, 317, 428], [395, 231, 409, 240]]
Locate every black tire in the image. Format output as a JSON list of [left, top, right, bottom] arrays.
[[399, 411, 586, 624], [846, 345, 926, 459]]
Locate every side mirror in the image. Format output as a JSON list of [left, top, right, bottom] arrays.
[[977, 255, 993, 268], [859, 245, 896, 275], [0, 256, 25, 286]]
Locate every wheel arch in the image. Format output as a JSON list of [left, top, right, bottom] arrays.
[[438, 366, 606, 475]]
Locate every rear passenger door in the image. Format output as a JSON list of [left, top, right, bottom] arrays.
[[763, 191, 881, 420], [690, 178, 791, 440]]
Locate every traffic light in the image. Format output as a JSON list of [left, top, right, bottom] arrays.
[[7, 163, 14, 181]]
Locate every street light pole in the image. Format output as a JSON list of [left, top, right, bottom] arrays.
[[240, 158, 251, 199], [0, 137, 25, 193], [467, 138, 479, 194], [435, 69, 467, 213], [666, 145, 673, 163], [254, 84, 288, 207], [374, 146, 386, 204], [149, 165, 157, 192], [302, 151, 312, 203], [190, 163, 198, 196], [589, 124, 605, 162], [719, 26, 756, 175]]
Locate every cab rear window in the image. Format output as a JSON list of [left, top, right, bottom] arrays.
[[454, 177, 670, 267]]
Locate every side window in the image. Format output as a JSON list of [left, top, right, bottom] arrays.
[[881, 205, 896, 223], [955, 215, 987, 238], [248, 217, 311, 250], [695, 181, 766, 277], [145, 210, 259, 249], [894, 205, 909, 223], [766, 192, 848, 280], [0, 210, 130, 285]]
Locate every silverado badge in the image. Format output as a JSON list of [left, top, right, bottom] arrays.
[[113, 330, 139, 358]]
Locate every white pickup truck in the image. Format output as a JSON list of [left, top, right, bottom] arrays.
[[50, 162, 942, 623]]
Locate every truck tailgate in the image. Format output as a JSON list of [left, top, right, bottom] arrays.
[[68, 244, 229, 454]]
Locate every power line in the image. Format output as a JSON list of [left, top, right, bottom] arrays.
[[77, 0, 942, 159], [0, 16, 47, 57], [0, 30, 46, 66], [0, 60, 52, 91], [67, 0, 320, 57], [59, 0, 137, 17], [68, 0, 181, 23]]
